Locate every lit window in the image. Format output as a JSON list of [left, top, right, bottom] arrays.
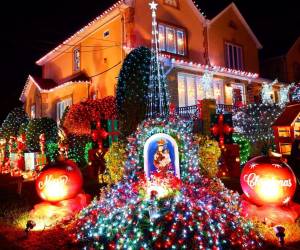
[[57, 98, 72, 122], [178, 73, 224, 107], [280, 143, 292, 155], [176, 30, 185, 55], [232, 84, 245, 106], [186, 76, 196, 106], [278, 127, 291, 138], [158, 23, 186, 56], [73, 48, 81, 72], [225, 43, 243, 70], [166, 27, 176, 54], [30, 104, 36, 119], [164, 0, 178, 8], [158, 25, 166, 51], [295, 120, 300, 137]]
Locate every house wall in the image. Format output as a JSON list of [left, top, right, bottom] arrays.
[[42, 11, 125, 99], [208, 6, 260, 73], [133, 0, 206, 63], [24, 82, 89, 120]]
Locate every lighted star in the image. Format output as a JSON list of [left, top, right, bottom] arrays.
[[149, 1, 158, 10]]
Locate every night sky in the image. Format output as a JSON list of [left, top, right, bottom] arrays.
[[0, 0, 299, 121]]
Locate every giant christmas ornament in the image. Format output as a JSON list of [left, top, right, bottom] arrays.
[[241, 156, 297, 206], [36, 160, 83, 202]]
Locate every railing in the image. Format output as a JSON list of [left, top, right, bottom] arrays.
[[176, 104, 241, 118], [176, 105, 198, 119]]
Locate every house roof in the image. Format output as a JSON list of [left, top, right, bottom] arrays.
[[19, 73, 91, 102], [208, 3, 262, 49], [30, 76, 58, 90], [273, 103, 300, 127]]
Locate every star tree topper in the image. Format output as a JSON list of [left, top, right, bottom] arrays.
[[149, 1, 158, 11]]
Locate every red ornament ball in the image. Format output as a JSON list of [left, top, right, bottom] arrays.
[[36, 160, 83, 202], [240, 156, 297, 206]]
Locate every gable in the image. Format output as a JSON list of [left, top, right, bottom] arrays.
[[208, 3, 262, 49]]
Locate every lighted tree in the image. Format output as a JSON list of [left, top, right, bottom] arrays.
[[233, 103, 283, 144], [197, 135, 221, 178], [103, 141, 126, 185], [26, 118, 58, 152], [1, 107, 29, 140], [116, 47, 151, 138]]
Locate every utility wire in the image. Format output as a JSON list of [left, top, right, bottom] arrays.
[[89, 61, 122, 78]]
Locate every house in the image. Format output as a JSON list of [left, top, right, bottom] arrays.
[[20, 0, 283, 121], [272, 103, 300, 155], [261, 36, 300, 84]]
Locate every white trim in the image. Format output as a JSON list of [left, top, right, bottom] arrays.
[[36, 1, 127, 65], [208, 3, 262, 49], [143, 133, 180, 179], [19, 75, 91, 102]]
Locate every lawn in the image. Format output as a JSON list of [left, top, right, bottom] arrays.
[[0, 176, 299, 249]]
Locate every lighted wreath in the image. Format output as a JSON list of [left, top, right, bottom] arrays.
[[124, 117, 200, 183]]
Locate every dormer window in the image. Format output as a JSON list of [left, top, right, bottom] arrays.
[[225, 42, 244, 70], [73, 47, 81, 72], [158, 23, 186, 56], [164, 0, 178, 8]]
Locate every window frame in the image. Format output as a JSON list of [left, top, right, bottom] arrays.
[[56, 96, 73, 122], [30, 104, 36, 119], [224, 42, 244, 71], [158, 22, 187, 56], [73, 46, 81, 72], [177, 72, 224, 107]]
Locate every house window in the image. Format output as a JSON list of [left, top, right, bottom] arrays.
[[164, 0, 178, 8], [57, 98, 72, 122], [232, 84, 245, 107], [280, 143, 292, 155], [177, 73, 224, 107], [278, 127, 291, 138], [158, 23, 186, 56], [103, 30, 110, 38], [295, 118, 300, 138], [30, 104, 36, 119], [73, 47, 81, 72], [225, 42, 244, 70]]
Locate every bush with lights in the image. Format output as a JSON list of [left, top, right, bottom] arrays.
[[68, 134, 93, 168], [71, 117, 263, 249], [233, 103, 283, 146], [103, 141, 126, 185], [232, 133, 251, 165], [116, 47, 151, 138], [1, 107, 29, 140], [26, 118, 58, 152], [196, 135, 221, 178], [63, 97, 117, 136]]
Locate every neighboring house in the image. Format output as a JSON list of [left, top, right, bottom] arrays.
[[261, 36, 300, 84], [20, 0, 282, 121], [272, 103, 300, 156]]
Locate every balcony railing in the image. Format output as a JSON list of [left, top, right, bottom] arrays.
[[176, 104, 241, 118], [176, 105, 198, 119]]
